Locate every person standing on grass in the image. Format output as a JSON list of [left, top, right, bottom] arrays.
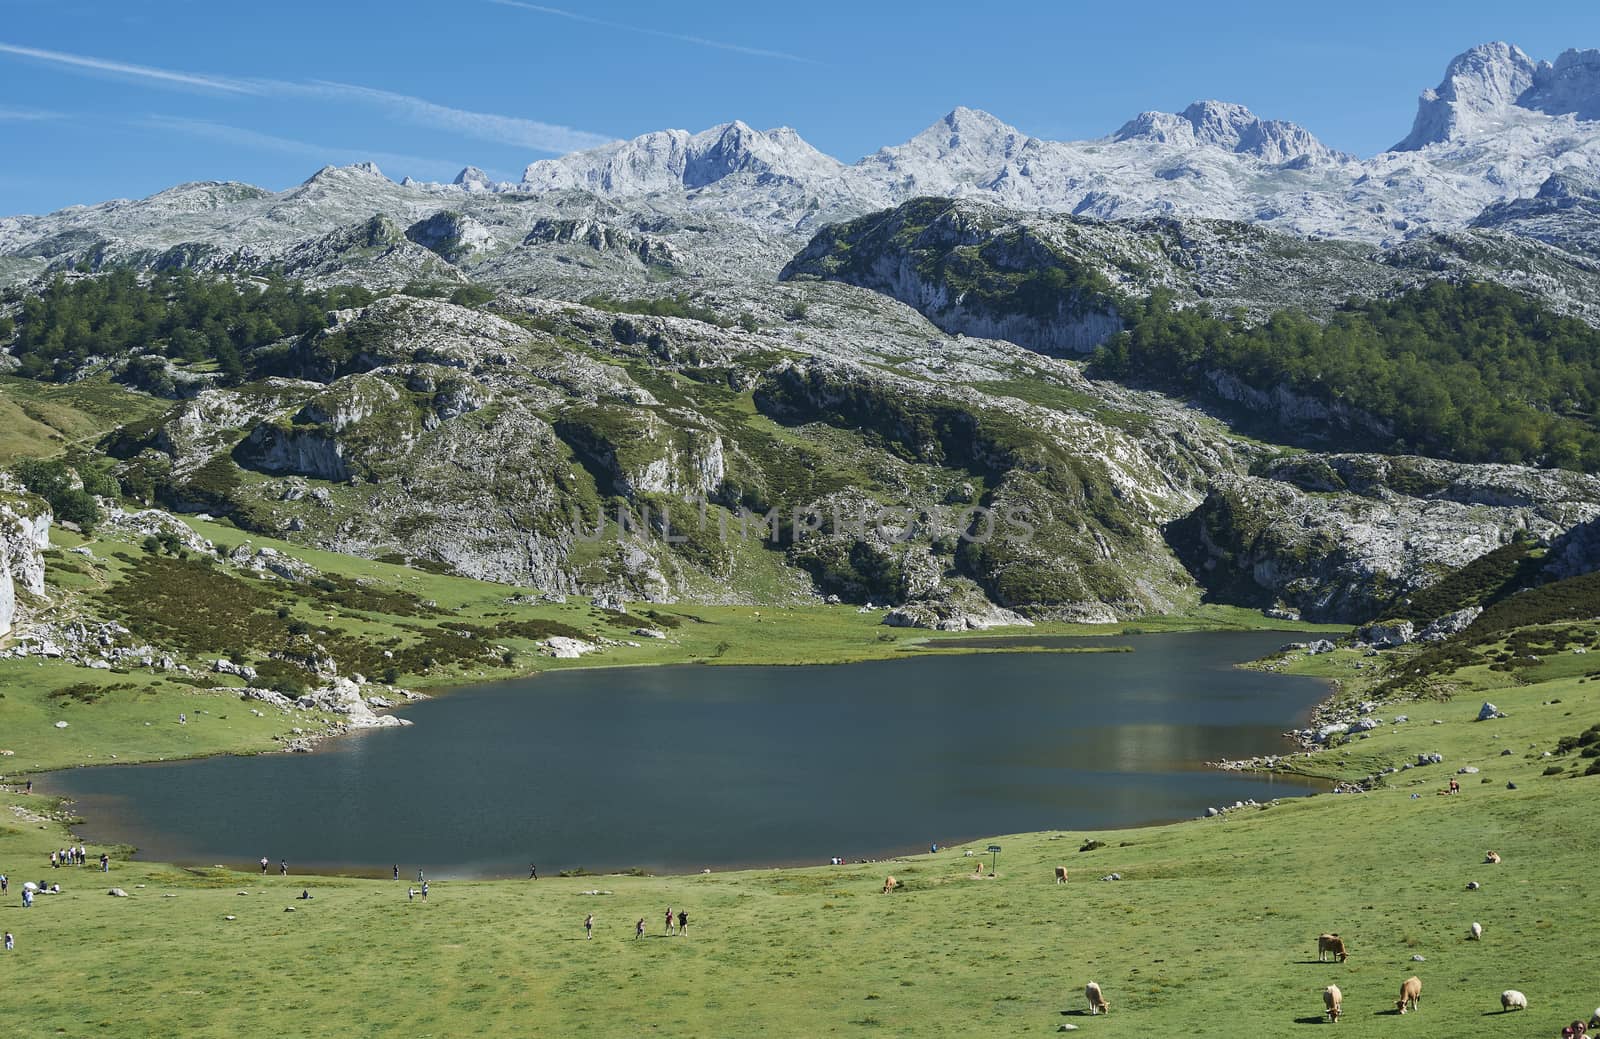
[[280, 860, 288, 877], [665, 907, 675, 935], [421, 880, 429, 900], [584, 913, 593, 940], [22, 888, 32, 909], [1, 873, 8, 893], [677, 909, 687, 936], [393, 865, 399, 881], [635, 918, 645, 939], [260, 856, 269, 875], [99, 853, 108, 873], [407, 887, 415, 901], [4, 931, 12, 951], [529, 863, 537, 880]]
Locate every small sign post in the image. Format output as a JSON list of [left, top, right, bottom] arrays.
[[986, 843, 1001, 875]]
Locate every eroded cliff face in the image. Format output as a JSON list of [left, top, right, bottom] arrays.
[[1170, 454, 1600, 621], [0, 493, 52, 638]]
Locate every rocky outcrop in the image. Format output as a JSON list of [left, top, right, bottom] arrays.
[[295, 677, 410, 729], [781, 198, 1125, 354], [1171, 454, 1600, 622], [0, 493, 51, 638]]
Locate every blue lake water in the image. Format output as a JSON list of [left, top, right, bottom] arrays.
[[41, 630, 1326, 877]]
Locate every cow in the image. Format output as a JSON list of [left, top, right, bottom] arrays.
[[1396, 976, 1422, 1014], [1085, 981, 1109, 1015], [1324, 984, 1342, 1023], [1054, 866, 1068, 884], [881, 876, 897, 894], [1318, 933, 1349, 962], [1469, 921, 1483, 941], [1485, 851, 1502, 864], [1501, 990, 1528, 1012]]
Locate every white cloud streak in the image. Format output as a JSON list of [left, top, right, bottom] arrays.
[[294, 81, 615, 153], [0, 104, 61, 120], [0, 40, 612, 154], [0, 41, 260, 93], [138, 115, 469, 182], [488, 0, 820, 65]]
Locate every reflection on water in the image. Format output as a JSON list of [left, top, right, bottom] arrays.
[[43, 631, 1327, 876]]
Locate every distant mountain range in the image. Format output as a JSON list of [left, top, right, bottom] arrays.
[[2, 40, 1599, 286]]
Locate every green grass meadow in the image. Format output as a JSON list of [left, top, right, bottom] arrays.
[[1, 520, 1596, 1037]]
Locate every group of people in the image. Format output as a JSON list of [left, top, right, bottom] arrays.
[[258, 857, 287, 876], [51, 846, 105, 871], [628, 907, 689, 938]]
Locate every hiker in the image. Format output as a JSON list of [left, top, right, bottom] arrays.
[[3, 932, 11, 951], [418, 868, 424, 883], [1, 873, 8, 892], [22, 889, 33, 908], [24, 780, 30, 794], [677, 909, 688, 935], [50, 851, 57, 869], [260, 856, 269, 875], [99, 854, 108, 873], [393, 865, 399, 881], [407, 887, 415, 901], [280, 860, 288, 876], [529, 863, 537, 880], [421, 881, 428, 900], [665, 907, 675, 935], [635, 918, 645, 939], [584, 913, 594, 939]]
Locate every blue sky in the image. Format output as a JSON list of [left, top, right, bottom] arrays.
[[1, 0, 1596, 216]]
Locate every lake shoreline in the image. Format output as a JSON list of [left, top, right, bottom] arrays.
[[38, 630, 1337, 880]]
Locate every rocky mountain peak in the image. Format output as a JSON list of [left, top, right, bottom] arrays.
[[1523, 47, 1600, 121], [1393, 42, 1541, 151], [453, 166, 493, 191], [1113, 100, 1341, 164], [518, 120, 840, 195]]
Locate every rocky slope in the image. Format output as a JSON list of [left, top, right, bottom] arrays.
[[5, 41, 1600, 633], [0, 488, 51, 637]]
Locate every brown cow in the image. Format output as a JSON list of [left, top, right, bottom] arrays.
[[882, 876, 897, 894], [1324, 984, 1342, 1022], [1396, 976, 1422, 1014], [1054, 866, 1068, 884], [1318, 933, 1349, 962], [1085, 981, 1109, 1015]]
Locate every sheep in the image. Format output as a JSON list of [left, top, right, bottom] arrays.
[[1501, 990, 1528, 1012], [1085, 981, 1109, 1015], [1468, 921, 1483, 941]]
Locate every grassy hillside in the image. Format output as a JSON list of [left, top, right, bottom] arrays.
[[2, 628, 1597, 1037]]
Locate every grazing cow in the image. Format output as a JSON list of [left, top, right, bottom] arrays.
[[1396, 976, 1422, 1014], [1324, 984, 1342, 1022], [1468, 921, 1483, 941], [1485, 851, 1502, 864], [1318, 934, 1349, 962], [1085, 981, 1109, 1015], [1054, 866, 1068, 884], [1501, 990, 1528, 1012], [881, 876, 897, 894]]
